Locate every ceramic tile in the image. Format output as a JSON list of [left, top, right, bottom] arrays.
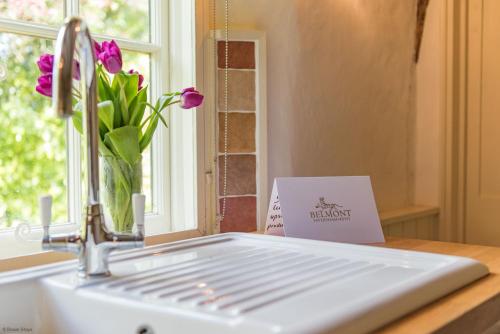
[[218, 41, 256, 69], [218, 70, 256, 111], [219, 196, 257, 232], [218, 154, 256, 196], [218, 112, 256, 153]]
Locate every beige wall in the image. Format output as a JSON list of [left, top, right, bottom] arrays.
[[415, 0, 444, 207], [216, 0, 418, 211]]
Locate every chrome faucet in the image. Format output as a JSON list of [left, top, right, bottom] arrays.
[[41, 17, 145, 277]]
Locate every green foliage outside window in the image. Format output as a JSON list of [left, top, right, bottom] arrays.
[[0, 35, 66, 229]]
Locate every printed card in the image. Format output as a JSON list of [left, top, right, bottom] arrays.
[[264, 176, 384, 244]]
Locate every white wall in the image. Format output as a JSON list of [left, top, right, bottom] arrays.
[[217, 0, 418, 212]]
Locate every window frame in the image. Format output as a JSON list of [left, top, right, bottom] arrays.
[[0, 0, 208, 263]]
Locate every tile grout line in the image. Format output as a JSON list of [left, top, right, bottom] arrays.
[[216, 152, 257, 156], [217, 110, 256, 113], [217, 68, 256, 72]]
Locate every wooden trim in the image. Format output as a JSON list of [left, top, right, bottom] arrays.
[[197, 0, 219, 234], [144, 229, 203, 246], [441, 0, 468, 242], [436, 293, 500, 334], [0, 252, 75, 273], [380, 206, 440, 227]]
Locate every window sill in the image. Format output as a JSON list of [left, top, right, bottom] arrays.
[[0, 228, 205, 273]]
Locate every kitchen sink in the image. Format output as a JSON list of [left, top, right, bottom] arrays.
[[0, 233, 488, 333]]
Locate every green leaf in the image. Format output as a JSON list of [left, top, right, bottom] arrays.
[[156, 94, 175, 113], [97, 68, 113, 102], [129, 87, 148, 126], [145, 102, 168, 128], [97, 75, 110, 102], [124, 72, 139, 102], [139, 115, 159, 152], [98, 120, 107, 139], [72, 110, 83, 134], [118, 87, 130, 124], [111, 72, 136, 101], [97, 100, 114, 132], [104, 126, 141, 166], [98, 135, 114, 157], [139, 113, 154, 130], [111, 72, 125, 95], [137, 94, 173, 152]]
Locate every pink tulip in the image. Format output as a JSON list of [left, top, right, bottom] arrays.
[[36, 53, 80, 80], [37, 54, 53, 74], [128, 69, 144, 91], [93, 40, 102, 58], [180, 87, 204, 109], [96, 40, 122, 74], [35, 74, 52, 97], [73, 60, 81, 80]]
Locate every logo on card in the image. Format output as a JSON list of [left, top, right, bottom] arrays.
[[310, 197, 352, 223]]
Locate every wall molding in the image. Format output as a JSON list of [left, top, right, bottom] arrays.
[[440, 0, 468, 242], [381, 206, 440, 240], [380, 206, 440, 226]]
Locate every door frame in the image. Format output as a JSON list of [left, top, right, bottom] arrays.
[[440, 0, 469, 242]]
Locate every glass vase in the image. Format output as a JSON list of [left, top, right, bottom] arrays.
[[102, 155, 142, 233]]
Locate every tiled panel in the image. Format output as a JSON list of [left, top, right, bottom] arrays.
[[218, 112, 256, 153], [218, 70, 256, 111], [217, 41, 256, 69], [216, 38, 258, 233], [219, 196, 257, 232], [218, 155, 256, 195]]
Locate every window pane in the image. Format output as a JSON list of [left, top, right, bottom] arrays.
[[122, 51, 150, 80], [0, 0, 63, 26], [0, 33, 67, 230], [80, 0, 150, 42]]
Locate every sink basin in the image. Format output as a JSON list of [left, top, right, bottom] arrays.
[[0, 233, 488, 333]]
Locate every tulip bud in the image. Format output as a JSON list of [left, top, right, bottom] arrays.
[[37, 54, 54, 74], [180, 87, 204, 109], [35, 74, 53, 97], [97, 40, 123, 74]]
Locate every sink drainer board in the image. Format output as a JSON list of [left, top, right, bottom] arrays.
[[1, 233, 488, 334]]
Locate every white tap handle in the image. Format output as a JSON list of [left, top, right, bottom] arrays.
[[39, 195, 52, 234], [132, 194, 146, 234]]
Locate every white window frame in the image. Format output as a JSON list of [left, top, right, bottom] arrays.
[[0, 0, 208, 261]]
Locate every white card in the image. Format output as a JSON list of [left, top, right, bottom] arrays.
[[264, 176, 385, 244], [264, 181, 284, 236]]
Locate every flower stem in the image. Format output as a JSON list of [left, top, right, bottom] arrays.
[[72, 87, 81, 99]]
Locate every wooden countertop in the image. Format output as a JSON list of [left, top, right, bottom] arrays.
[[375, 237, 500, 334]]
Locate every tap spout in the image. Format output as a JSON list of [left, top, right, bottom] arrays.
[[52, 16, 100, 205]]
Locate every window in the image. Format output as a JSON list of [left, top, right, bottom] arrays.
[[0, 0, 203, 259]]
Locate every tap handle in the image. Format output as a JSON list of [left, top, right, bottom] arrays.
[[39, 195, 52, 237], [132, 194, 146, 235]]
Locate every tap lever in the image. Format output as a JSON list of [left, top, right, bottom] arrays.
[[132, 193, 146, 236], [39, 195, 52, 237]]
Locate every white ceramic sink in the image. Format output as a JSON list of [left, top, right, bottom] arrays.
[[0, 233, 488, 334]]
